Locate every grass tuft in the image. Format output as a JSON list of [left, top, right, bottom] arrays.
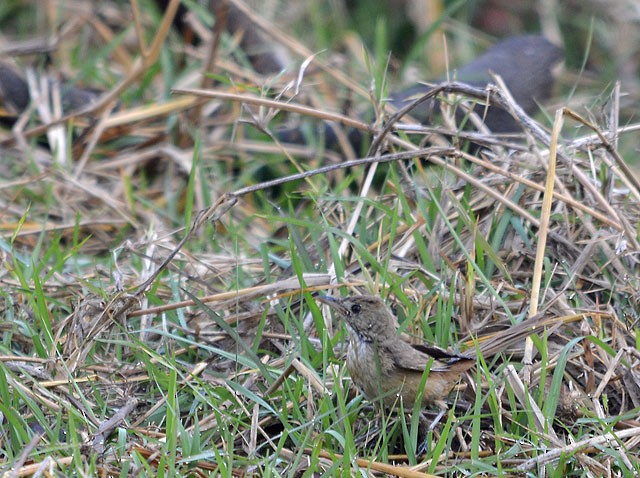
[[1, 0, 640, 476]]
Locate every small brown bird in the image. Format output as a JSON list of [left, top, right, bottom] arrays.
[[317, 294, 547, 411]]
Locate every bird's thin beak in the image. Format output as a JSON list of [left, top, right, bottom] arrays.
[[315, 295, 338, 309], [315, 295, 349, 316]]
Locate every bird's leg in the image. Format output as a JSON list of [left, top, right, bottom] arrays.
[[416, 400, 451, 455], [352, 404, 382, 446], [429, 400, 450, 431], [428, 410, 446, 431]]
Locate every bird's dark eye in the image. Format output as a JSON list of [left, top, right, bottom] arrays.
[[350, 304, 361, 314]]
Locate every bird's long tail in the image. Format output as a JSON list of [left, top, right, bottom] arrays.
[[460, 312, 551, 359]]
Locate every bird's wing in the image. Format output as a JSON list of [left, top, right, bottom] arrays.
[[413, 343, 462, 360], [386, 339, 455, 373]]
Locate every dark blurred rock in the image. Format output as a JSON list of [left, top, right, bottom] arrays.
[[155, 0, 291, 74], [0, 62, 30, 116], [389, 35, 563, 133], [0, 61, 101, 121], [277, 35, 563, 153]]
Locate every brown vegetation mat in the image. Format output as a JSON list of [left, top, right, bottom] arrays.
[[1, 0, 640, 476]]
